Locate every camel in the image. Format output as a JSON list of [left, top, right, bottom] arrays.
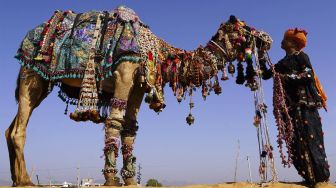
[[6, 6, 272, 186]]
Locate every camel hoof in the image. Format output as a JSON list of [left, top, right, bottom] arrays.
[[103, 172, 121, 186], [104, 179, 121, 186], [123, 178, 137, 186], [13, 181, 35, 187]]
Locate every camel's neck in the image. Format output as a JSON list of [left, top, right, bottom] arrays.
[[140, 24, 227, 102], [157, 38, 224, 100]]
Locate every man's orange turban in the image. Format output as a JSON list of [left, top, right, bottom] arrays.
[[284, 28, 307, 50]]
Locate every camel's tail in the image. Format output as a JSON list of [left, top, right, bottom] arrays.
[[15, 71, 20, 104]]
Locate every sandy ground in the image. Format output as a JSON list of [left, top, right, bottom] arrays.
[[1, 182, 336, 188]]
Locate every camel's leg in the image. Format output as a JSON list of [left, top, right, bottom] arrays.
[[103, 61, 139, 186], [120, 84, 145, 186], [5, 67, 49, 186]]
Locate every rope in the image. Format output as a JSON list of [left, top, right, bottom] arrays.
[[209, 40, 228, 57], [252, 39, 278, 182]]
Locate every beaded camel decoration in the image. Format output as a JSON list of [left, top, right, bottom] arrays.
[[6, 6, 274, 186]]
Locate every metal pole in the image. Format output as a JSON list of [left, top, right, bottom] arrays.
[[77, 166, 80, 188], [234, 139, 240, 182], [247, 156, 252, 183], [36, 175, 40, 186]]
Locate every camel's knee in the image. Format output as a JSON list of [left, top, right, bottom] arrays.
[[122, 136, 135, 147], [105, 125, 121, 137], [5, 117, 17, 141], [105, 110, 125, 128], [5, 128, 11, 140], [11, 133, 26, 150]]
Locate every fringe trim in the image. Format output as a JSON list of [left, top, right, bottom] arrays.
[[16, 55, 141, 81]]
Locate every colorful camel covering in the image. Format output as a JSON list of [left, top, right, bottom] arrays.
[[16, 6, 145, 80]]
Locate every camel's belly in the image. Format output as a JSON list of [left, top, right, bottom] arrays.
[[61, 78, 82, 87], [60, 77, 114, 93]]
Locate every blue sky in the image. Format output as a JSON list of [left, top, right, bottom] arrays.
[[0, 0, 335, 185]]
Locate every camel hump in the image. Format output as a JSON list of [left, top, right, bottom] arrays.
[[111, 5, 141, 23]]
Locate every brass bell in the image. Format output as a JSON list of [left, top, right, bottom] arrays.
[[186, 113, 195, 125], [228, 62, 235, 75], [177, 95, 183, 103], [221, 67, 229, 81], [138, 75, 145, 84], [249, 81, 259, 91], [214, 84, 222, 95]]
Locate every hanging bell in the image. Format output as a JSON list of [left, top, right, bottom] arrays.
[[138, 75, 145, 85], [228, 62, 235, 76], [177, 95, 183, 103], [214, 83, 222, 95], [221, 67, 229, 81], [249, 81, 259, 91], [186, 113, 195, 125]]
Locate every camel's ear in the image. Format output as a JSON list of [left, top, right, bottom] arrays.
[[218, 30, 225, 41], [229, 15, 238, 23]]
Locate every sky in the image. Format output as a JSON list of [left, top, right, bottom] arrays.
[[0, 0, 335, 186]]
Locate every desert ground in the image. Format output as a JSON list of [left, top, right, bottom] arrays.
[[1, 182, 336, 188]]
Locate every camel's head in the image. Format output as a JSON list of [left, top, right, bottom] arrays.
[[208, 15, 272, 62]]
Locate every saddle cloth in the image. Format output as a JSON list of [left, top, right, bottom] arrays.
[[15, 5, 143, 81]]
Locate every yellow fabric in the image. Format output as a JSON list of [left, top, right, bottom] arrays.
[[313, 70, 328, 111]]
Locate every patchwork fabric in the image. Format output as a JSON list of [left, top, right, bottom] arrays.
[[15, 6, 143, 81]]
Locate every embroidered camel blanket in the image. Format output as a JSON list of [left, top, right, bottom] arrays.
[[16, 5, 143, 81]]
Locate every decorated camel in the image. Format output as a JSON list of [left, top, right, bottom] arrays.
[[6, 6, 274, 186]]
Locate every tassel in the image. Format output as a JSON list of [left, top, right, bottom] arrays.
[[186, 95, 195, 125], [64, 101, 69, 115], [236, 61, 245, 84]]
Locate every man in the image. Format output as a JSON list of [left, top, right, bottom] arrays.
[[262, 28, 330, 185]]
